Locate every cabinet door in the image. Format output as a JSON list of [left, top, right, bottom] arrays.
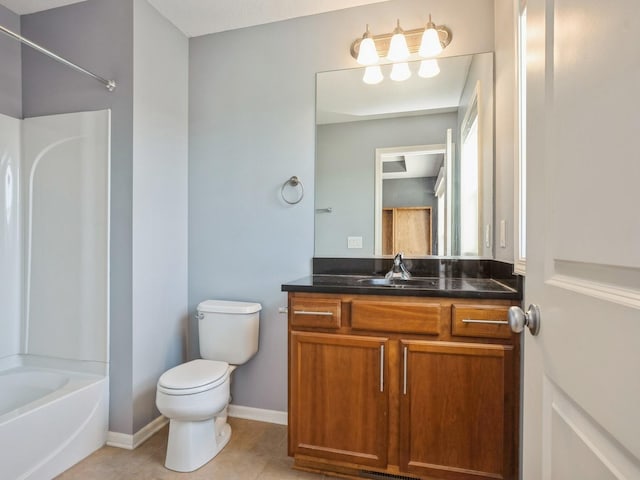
[[290, 331, 389, 468], [399, 341, 516, 480]]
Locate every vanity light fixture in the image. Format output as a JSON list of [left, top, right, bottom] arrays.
[[350, 15, 451, 83], [419, 14, 444, 57], [387, 20, 410, 62], [356, 24, 379, 65], [350, 15, 451, 63]]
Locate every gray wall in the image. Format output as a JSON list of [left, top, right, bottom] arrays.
[[316, 113, 455, 257], [0, 4, 21, 117], [22, 0, 188, 434], [21, 0, 189, 435], [189, 0, 495, 412], [21, 0, 135, 434], [383, 177, 437, 208], [131, 0, 188, 433]]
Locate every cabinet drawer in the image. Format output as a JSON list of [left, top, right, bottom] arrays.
[[290, 297, 341, 328], [451, 305, 512, 339], [351, 300, 441, 334]]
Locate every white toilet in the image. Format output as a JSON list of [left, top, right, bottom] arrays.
[[155, 299, 261, 472]]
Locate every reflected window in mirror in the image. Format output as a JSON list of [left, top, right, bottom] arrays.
[[515, 1, 527, 274], [434, 147, 447, 256], [460, 94, 480, 256]]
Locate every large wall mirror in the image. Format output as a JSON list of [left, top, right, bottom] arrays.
[[314, 52, 494, 258]]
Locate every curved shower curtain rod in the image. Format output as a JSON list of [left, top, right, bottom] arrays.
[[0, 24, 116, 92]]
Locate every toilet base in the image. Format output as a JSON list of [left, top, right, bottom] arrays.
[[164, 417, 232, 472]]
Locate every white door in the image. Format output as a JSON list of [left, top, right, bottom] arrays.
[[522, 0, 640, 479]]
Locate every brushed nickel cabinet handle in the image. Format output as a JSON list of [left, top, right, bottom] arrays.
[[380, 345, 385, 393], [293, 310, 334, 316], [462, 319, 509, 325], [403, 346, 408, 395]]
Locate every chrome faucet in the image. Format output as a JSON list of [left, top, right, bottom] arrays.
[[385, 252, 412, 280]]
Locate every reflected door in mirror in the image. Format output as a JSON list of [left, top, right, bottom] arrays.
[[382, 207, 432, 256]]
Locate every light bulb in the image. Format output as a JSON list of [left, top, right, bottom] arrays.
[[363, 65, 384, 84], [386, 20, 410, 62], [418, 59, 440, 78], [419, 15, 443, 57], [390, 62, 411, 82], [356, 25, 379, 65]]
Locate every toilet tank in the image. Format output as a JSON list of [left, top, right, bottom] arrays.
[[197, 300, 261, 365]]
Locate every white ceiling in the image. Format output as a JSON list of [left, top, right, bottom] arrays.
[[147, 0, 390, 38], [0, 0, 84, 14], [382, 152, 444, 180], [0, 0, 390, 37]]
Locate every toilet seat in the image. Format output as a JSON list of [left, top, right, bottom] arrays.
[[158, 359, 229, 396]]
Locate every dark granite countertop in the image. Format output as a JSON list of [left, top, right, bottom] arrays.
[[281, 258, 523, 300], [282, 274, 521, 300]]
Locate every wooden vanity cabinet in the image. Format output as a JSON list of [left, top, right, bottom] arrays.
[[288, 292, 520, 480]]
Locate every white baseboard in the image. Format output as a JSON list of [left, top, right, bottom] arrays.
[[107, 405, 286, 450], [228, 404, 288, 425], [107, 415, 168, 450]]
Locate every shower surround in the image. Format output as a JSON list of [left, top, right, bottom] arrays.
[[0, 110, 110, 479]]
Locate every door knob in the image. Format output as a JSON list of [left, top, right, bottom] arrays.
[[508, 304, 541, 336]]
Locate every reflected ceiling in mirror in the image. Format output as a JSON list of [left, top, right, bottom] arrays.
[[317, 55, 472, 124], [315, 52, 494, 259]]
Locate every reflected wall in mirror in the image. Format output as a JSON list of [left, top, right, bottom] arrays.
[[315, 52, 494, 258]]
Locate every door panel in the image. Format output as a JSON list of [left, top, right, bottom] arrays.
[[543, 377, 638, 480], [524, 0, 640, 478], [549, 1, 640, 269]]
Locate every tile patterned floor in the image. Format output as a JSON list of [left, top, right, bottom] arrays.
[[56, 418, 326, 479]]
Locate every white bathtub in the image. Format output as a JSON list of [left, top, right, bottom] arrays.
[[0, 355, 108, 480]]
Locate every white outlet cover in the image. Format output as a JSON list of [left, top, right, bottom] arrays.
[[347, 236, 363, 249]]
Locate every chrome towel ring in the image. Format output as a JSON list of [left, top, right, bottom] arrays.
[[281, 176, 304, 205]]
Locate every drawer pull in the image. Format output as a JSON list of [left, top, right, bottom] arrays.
[[403, 346, 408, 395], [462, 319, 509, 325], [293, 310, 334, 316], [380, 345, 385, 393]]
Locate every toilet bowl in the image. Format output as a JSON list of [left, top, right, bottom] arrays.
[[156, 360, 234, 472], [155, 299, 261, 472]]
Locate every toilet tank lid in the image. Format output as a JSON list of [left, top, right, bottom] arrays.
[[198, 299, 262, 314]]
